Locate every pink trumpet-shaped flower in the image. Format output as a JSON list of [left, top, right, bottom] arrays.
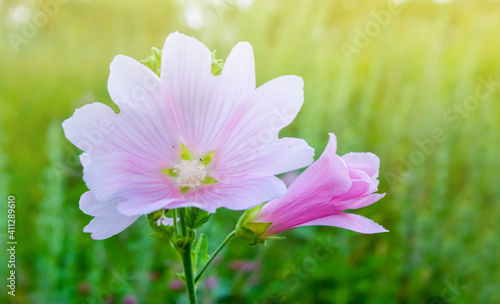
[[63, 32, 314, 239], [240, 133, 387, 241]]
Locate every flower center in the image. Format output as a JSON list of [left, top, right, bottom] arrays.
[[173, 159, 206, 188]]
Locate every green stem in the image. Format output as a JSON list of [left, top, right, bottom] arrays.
[[179, 208, 187, 236], [177, 207, 197, 304], [172, 209, 179, 234], [180, 241, 197, 304], [195, 230, 236, 284]]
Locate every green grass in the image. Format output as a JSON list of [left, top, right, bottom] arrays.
[[1, 0, 499, 303]]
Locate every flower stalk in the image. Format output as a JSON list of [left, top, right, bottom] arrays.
[[195, 231, 236, 284], [180, 239, 197, 304], [177, 208, 197, 304]]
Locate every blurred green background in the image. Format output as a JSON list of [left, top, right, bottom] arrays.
[[1, 0, 499, 303]]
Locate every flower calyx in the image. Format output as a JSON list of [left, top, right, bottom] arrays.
[[141, 47, 162, 77], [235, 204, 272, 246], [147, 209, 175, 240], [211, 50, 224, 76]]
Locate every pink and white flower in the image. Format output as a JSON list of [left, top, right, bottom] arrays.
[[63, 32, 314, 239], [238, 133, 387, 242]]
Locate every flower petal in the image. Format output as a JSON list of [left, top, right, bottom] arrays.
[[341, 193, 386, 210], [80, 191, 140, 240], [62, 102, 178, 163], [107, 55, 180, 162], [258, 137, 351, 236], [108, 55, 161, 112], [160, 33, 259, 157], [296, 213, 388, 234], [214, 137, 314, 182], [83, 153, 182, 216], [80, 191, 116, 217], [330, 169, 378, 208], [192, 41, 256, 150], [176, 176, 287, 213], [342, 152, 380, 185], [160, 32, 220, 155], [117, 197, 183, 217], [62, 102, 117, 154], [215, 75, 314, 179], [219, 41, 256, 104]]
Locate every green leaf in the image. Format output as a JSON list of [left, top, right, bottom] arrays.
[[147, 216, 175, 240], [188, 208, 211, 229], [193, 234, 209, 272], [180, 186, 190, 194], [148, 220, 164, 234], [176, 272, 186, 282]]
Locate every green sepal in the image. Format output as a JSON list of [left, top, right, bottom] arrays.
[[180, 186, 190, 194], [161, 168, 177, 177], [181, 143, 192, 161], [211, 50, 224, 76], [147, 209, 164, 221], [202, 177, 218, 185], [236, 204, 264, 227], [141, 47, 162, 76], [147, 210, 175, 240], [201, 151, 215, 166], [235, 204, 272, 245]]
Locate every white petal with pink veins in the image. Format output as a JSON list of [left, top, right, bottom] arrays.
[[79, 191, 140, 240]]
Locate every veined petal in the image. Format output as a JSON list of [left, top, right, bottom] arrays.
[[331, 169, 378, 207], [340, 193, 386, 211], [257, 137, 351, 235], [80, 191, 140, 240], [194, 42, 257, 150], [219, 42, 256, 102], [62, 102, 117, 154], [80, 191, 117, 217], [62, 102, 178, 163], [295, 213, 388, 234], [215, 75, 313, 179], [161, 32, 213, 84], [117, 197, 183, 217], [214, 137, 314, 182], [108, 55, 179, 162], [83, 153, 181, 213], [176, 176, 287, 213], [342, 152, 380, 185], [160, 32, 219, 155], [108, 55, 161, 112], [160, 33, 260, 157]]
